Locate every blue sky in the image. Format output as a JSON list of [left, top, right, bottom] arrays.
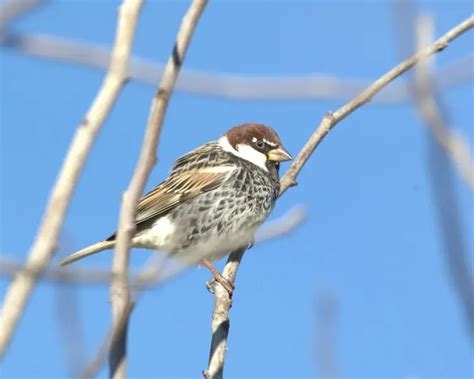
[[1, 0, 473, 378]]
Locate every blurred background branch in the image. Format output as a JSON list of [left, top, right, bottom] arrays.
[[391, 0, 473, 338], [1, 0, 473, 103], [315, 292, 339, 379], [392, 1, 474, 190], [412, 13, 474, 337], [0, 0, 41, 29], [54, 284, 87, 378]]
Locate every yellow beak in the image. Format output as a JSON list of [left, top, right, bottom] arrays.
[[267, 146, 292, 162]]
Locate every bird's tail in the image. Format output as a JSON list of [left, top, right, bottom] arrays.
[[59, 240, 115, 266]]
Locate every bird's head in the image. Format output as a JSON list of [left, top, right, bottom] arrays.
[[219, 123, 292, 171]]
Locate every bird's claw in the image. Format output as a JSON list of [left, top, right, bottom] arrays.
[[205, 274, 235, 297]]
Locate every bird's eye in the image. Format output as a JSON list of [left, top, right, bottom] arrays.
[[256, 140, 264, 149]]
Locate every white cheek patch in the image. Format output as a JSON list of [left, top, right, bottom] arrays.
[[235, 144, 268, 170], [218, 136, 268, 171]]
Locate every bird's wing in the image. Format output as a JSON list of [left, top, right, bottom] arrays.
[[105, 141, 234, 241], [134, 165, 235, 226]]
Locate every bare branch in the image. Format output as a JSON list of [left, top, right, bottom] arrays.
[[417, 67, 474, 189], [0, 0, 144, 357], [84, 301, 134, 379], [392, 1, 474, 190], [109, 1, 208, 377], [279, 15, 474, 196], [1, 31, 472, 103], [205, 15, 474, 378], [413, 14, 474, 337], [204, 247, 246, 379], [106, 3, 146, 378]]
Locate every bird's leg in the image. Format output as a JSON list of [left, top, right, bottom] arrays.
[[201, 258, 235, 296]]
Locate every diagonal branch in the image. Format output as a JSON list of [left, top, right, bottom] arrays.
[[279, 15, 474, 196], [204, 15, 474, 379], [0, 0, 144, 357], [109, 0, 208, 377]]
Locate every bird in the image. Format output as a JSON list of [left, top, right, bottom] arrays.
[[59, 123, 292, 291]]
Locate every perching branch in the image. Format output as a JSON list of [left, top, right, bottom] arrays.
[[109, 0, 208, 377], [0, 0, 143, 357], [204, 247, 246, 379], [205, 15, 474, 378]]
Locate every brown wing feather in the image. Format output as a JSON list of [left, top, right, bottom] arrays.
[[134, 167, 233, 226], [106, 142, 234, 241]]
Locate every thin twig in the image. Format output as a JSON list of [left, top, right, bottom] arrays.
[[0, 0, 144, 357], [109, 1, 208, 377], [0, 32, 472, 102], [280, 15, 473, 196], [413, 14, 474, 337], [205, 15, 474, 378]]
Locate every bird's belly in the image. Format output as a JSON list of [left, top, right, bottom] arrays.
[[173, 226, 256, 264], [133, 216, 256, 264], [133, 179, 276, 263]]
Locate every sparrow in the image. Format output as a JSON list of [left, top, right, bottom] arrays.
[[59, 123, 291, 290]]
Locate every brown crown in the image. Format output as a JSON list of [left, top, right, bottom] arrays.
[[225, 123, 282, 149]]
